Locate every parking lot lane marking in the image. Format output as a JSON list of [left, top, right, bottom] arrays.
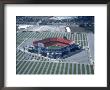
[[31, 61, 40, 74], [65, 63, 68, 74], [17, 38, 28, 49], [22, 61, 33, 74], [54, 63, 58, 74], [45, 62, 51, 74], [36, 61, 45, 74], [41, 62, 49, 74], [88, 64, 91, 74], [49, 62, 55, 74], [40, 61, 48, 74], [16, 50, 22, 58], [72, 63, 74, 74], [82, 64, 85, 74], [58, 63, 62, 74], [51, 63, 57, 74], [76, 64, 78, 74], [27, 61, 36, 74], [90, 65, 94, 74], [67, 63, 70, 74], [17, 52, 26, 61], [16, 61, 22, 67], [55, 63, 60, 74], [74, 63, 76, 74], [16, 61, 26, 72], [47, 62, 53, 74], [84, 64, 87, 74], [80, 64, 82, 74], [17, 61, 29, 74]]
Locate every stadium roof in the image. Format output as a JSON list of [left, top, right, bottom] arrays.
[[33, 37, 73, 47]]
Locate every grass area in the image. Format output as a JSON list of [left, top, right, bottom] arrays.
[[48, 46, 62, 49]]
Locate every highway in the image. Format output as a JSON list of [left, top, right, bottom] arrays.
[[87, 32, 94, 62]]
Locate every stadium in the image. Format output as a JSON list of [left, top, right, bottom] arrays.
[[28, 37, 82, 59]]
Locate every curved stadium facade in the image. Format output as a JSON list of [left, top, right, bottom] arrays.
[[28, 37, 82, 59]]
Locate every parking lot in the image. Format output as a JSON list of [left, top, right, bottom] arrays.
[[16, 60, 94, 74], [16, 31, 94, 74]]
